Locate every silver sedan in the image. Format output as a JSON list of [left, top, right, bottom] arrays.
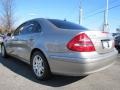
[[1, 18, 118, 80]]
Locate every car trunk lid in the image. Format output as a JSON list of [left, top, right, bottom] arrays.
[[84, 30, 114, 54]]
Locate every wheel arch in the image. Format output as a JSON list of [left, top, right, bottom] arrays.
[[30, 48, 52, 79], [30, 48, 50, 67]]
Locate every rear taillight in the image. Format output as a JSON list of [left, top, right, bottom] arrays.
[[67, 33, 96, 52]]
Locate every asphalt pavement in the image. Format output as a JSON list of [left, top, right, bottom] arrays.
[[0, 53, 120, 90]]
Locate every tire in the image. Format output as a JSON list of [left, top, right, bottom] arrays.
[[1, 44, 7, 58], [115, 46, 120, 53], [31, 51, 51, 80]]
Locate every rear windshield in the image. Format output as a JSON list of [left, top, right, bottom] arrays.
[[48, 19, 87, 30]]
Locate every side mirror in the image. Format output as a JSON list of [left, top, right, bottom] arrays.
[[7, 33, 12, 37]]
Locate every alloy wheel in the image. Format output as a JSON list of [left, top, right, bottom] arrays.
[[32, 55, 45, 77]]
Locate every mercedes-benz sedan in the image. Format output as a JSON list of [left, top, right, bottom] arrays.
[[1, 18, 118, 80]]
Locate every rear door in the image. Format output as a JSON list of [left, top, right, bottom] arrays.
[[14, 21, 41, 61]]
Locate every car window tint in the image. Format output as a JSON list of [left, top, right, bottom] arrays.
[[14, 25, 24, 36], [20, 24, 34, 35], [34, 22, 41, 32], [14, 29, 20, 36], [20, 21, 41, 35], [14, 21, 41, 36], [48, 19, 87, 30]]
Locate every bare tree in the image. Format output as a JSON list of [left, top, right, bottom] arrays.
[[0, 0, 15, 33]]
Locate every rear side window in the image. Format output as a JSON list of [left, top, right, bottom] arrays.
[[19, 21, 41, 35], [48, 19, 87, 30], [20, 24, 34, 35]]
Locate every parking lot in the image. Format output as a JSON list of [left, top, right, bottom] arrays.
[[0, 52, 120, 90]]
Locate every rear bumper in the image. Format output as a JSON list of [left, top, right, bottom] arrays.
[[49, 50, 118, 76]]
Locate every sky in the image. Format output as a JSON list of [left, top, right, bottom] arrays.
[[0, 0, 120, 33]]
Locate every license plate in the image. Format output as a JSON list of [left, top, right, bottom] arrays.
[[102, 40, 112, 49]]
